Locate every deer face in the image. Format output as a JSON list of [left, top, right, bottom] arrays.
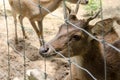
[[39, 3, 102, 57], [39, 8, 101, 57], [39, 18, 92, 57]]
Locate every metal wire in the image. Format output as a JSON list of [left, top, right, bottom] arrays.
[[8, 41, 30, 60], [38, 1, 47, 79], [2, 0, 10, 80], [8, 40, 54, 79], [48, 44, 97, 80], [66, 21, 120, 52], [4, 0, 120, 80], [62, 1, 72, 80], [18, 0, 26, 80], [29, 1, 120, 53], [8, 40, 46, 72], [27, 0, 64, 21], [99, 0, 107, 80]]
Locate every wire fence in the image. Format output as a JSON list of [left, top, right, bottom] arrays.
[[2, 0, 120, 80], [2, 0, 10, 80]]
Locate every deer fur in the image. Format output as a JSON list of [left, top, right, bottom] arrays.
[[8, 0, 88, 45], [39, 11, 120, 80], [92, 17, 120, 43]]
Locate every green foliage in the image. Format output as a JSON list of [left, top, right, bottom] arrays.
[[84, 0, 100, 16]]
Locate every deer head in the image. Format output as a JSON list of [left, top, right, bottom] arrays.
[[39, 7, 103, 57], [40, 6, 119, 57]]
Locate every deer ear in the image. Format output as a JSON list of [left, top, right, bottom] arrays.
[[86, 10, 101, 24], [91, 18, 113, 36]]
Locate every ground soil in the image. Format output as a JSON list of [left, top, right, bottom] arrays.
[[0, 0, 120, 80]]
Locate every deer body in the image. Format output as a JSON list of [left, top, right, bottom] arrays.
[[9, 0, 62, 45], [8, 0, 88, 45], [39, 11, 120, 80], [9, 0, 61, 20], [67, 40, 120, 80]]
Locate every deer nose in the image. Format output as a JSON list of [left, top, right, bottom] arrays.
[[39, 45, 49, 57]]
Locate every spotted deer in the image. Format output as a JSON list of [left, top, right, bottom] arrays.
[[8, 0, 88, 45], [39, 9, 120, 80]]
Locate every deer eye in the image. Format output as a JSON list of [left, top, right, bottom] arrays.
[[72, 35, 81, 41]]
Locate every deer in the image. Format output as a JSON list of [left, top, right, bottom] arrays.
[[39, 8, 120, 80], [91, 16, 120, 43], [8, 0, 89, 46]]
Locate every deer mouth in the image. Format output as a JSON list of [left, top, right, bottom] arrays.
[[39, 44, 64, 58], [40, 49, 64, 58], [40, 52, 57, 58]]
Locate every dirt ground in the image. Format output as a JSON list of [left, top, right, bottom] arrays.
[[0, 0, 120, 80]]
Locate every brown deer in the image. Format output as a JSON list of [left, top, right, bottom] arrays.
[[39, 10, 120, 80], [8, 0, 88, 45], [92, 16, 120, 43]]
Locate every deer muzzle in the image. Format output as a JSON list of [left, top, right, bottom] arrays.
[[39, 44, 57, 57]]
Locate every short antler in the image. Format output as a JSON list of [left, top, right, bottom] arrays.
[[86, 10, 101, 24], [74, 0, 81, 15]]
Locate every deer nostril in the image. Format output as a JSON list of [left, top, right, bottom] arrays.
[[39, 46, 49, 55], [44, 47, 49, 53]]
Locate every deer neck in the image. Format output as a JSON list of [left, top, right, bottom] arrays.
[[84, 40, 105, 79], [73, 40, 105, 79], [44, 0, 62, 12]]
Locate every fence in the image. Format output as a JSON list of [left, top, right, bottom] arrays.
[[2, 0, 120, 80]]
